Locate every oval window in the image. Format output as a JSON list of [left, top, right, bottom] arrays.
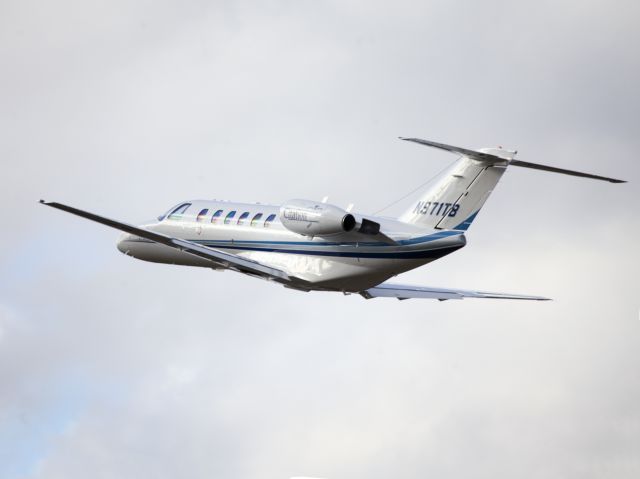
[[211, 209, 224, 224], [224, 211, 236, 225], [264, 213, 277, 227]]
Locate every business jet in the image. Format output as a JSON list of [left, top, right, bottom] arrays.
[[41, 138, 625, 301]]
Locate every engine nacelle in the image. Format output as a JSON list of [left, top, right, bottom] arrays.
[[280, 199, 356, 236]]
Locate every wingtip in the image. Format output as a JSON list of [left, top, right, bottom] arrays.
[[528, 295, 552, 301]]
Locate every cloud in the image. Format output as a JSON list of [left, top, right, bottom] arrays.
[[1, 1, 638, 478]]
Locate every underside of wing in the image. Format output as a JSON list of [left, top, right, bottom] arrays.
[[360, 282, 550, 301], [40, 200, 295, 283]]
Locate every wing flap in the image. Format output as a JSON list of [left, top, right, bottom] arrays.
[[361, 282, 550, 301], [40, 200, 292, 282]]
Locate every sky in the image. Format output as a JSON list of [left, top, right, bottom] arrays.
[[1, 1, 639, 478]]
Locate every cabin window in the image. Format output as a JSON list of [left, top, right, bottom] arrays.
[[264, 213, 277, 227], [224, 211, 236, 225], [196, 208, 209, 222], [237, 212, 250, 225], [211, 209, 223, 224], [250, 213, 263, 226], [167, 203, 191, 220]]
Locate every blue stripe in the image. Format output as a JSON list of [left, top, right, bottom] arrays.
[[128, 237, 462, 259], [188, 230, 461, 248], [397, 231, 461, 245], [196, 243, 464, 259], [451, 211, 479, 231], [126, 230, 465, 259]]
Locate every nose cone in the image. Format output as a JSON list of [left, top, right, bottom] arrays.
[[116, 233, 130, 254]]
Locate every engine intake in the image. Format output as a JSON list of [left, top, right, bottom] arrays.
[[280, 199, 356, 236]]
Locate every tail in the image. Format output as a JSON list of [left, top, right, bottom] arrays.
[[398, 138, 625, 231]]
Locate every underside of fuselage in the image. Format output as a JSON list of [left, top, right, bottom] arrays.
[[117, 230, 466, 292]]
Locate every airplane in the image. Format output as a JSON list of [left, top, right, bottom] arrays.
[[40, 138, 626, 301]]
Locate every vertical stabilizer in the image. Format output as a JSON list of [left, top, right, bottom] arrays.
[[398, 139, 515, 231]]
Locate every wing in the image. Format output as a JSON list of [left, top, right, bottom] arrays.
[[40, 200, 294, 283], [360, 282, 550, 301]]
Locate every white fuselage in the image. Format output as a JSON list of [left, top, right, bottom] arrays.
[[116, 200, 466, 292]]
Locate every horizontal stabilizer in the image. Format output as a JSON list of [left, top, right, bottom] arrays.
[[360, 282, 550, 301], [400, 137, 626, 183], [400, 137, 508, 162], [509, 159, 625, 183]]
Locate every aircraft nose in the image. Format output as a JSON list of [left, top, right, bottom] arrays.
[[116, 233, 130, 254]]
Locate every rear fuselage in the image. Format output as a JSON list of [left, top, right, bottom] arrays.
[[116, 200, 466, 292]]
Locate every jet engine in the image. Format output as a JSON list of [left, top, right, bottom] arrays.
[[280, 199, 356, 236]]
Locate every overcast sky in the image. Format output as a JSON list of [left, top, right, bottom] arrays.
[[1, 1, 639, 478]]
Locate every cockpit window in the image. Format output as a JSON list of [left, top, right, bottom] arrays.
[[264, 213, 277, 227], [250, 213, 263, 226], [237, 212, 250, 225], [196, 208, 209, 222], [167, 203, 191, 220], [211, 209, 224, 224], [224, 211, 236, 225]]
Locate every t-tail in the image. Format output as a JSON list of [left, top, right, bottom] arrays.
[[398, 138, 625, 231]]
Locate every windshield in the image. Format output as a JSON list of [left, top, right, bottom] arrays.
[[158, 202, 191, 222]]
